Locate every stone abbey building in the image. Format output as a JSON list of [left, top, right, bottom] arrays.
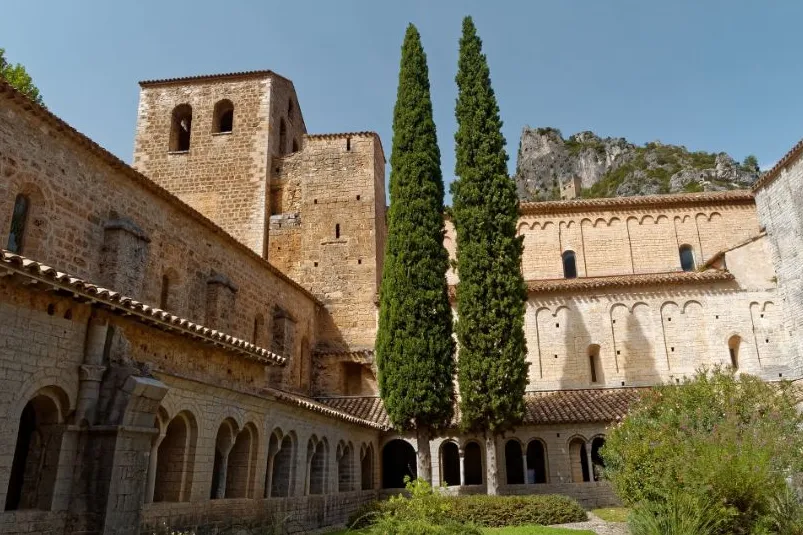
[[0, 69, 801, 534]]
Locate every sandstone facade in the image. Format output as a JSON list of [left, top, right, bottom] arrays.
[[0, 67, 800, 535]]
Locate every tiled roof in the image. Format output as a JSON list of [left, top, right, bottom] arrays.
[[524, 270, 735, 293], [313, 396, 391, 429], [753, 138, 803, 191], [448, 270, 734, 299], [0, 250, 285, 366], [519, 190, 754, 215], [139, 69, 290, 86], [317, 388, 643, 428], [522, 388, 642, 424], [262, 388, 388, 430], [701, 232, 767, 270], [0, 79, 320, 307], [314, 349, 375, 360]]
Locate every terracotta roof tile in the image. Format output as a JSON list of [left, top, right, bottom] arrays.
[[0, 79, 321, 307], [314, 349, 375, 360], [519, 190, 754, 215], [0, 250, 285, 366], [753, 139, 803, 191], [139, 69, 290, 86], [448, 270, 734, 299], [262, 388, 388, 430], [524, 270, 735, 293], [316, 388, 643, 428]]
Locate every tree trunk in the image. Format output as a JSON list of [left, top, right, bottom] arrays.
[[486, 434, 499, 495], [416, 426, 432, 484]]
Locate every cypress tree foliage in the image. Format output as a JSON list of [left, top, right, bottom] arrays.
[[451, 16, 529, 495], [376, 24, 455, 484]]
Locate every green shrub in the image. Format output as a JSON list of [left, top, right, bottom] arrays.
[[446, 494, 586, 527], [604, 368, 803, 534], [349, 479, 586, 531], [628, 490, 731, 535], [764, 487, 803, 535]]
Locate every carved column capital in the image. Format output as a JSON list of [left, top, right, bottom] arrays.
[[79, 364, 107, 382]]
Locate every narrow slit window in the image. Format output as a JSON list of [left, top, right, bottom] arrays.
[[279, 119, 287, 155], [562, 250, 577, 279], [335, 224, 341, 239], [159, 274, 170, 310], [7, 194, 29, 254], [679, 244, 695, 272]]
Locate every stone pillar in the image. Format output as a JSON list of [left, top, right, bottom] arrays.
[[458, 447, 465, 487], [99, 216, 150, 297], [76, 316, 109, 425], [205, 272, 238, 332], [100, 376, 167, 535], [585, 443, 594, 483], [144, 433, 165, 503], [522, 454, 528, 484]]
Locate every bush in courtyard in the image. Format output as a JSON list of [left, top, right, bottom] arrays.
[[603, 367, 803, 534], [348, 477, 586, 531], [628, 490, 732, 535], [445, 494, 586, 527]]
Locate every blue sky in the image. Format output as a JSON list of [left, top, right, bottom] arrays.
[[1, 1, 800, 194]]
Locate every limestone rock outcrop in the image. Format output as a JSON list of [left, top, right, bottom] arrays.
[[515, 127, 759, 200]]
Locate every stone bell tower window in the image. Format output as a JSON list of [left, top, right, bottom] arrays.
[[213, 99, 234, 133], [170, 104, 193, 152]]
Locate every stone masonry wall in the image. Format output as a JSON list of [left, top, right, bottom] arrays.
[[755, 159, 803, 377], [269, 134, 386, 352], [0, 87, 317, 393], [444, 196, 759, 282], [525, 280, 786, 391]]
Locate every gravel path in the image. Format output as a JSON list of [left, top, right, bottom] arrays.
[[550, 512, 630, 535]]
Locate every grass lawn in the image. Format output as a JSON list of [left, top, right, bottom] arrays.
[[325, 527, 594, 535], [591, 507, 630, 523]]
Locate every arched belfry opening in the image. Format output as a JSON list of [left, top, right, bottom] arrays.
[[170, 104, 192, 152], [213, 99, 234, 133]]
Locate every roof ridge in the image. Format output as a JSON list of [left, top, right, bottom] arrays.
[[753, 138, 803, 192], [139, 69, 291, 86]]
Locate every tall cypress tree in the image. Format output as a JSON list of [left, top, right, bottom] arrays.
[[376, 24, 455, 484], [451, 16, 529, 495]]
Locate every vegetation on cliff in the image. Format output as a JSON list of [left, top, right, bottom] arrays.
[[376, 24, 455, 484], [451, 16, 529, 495], [515, 127, 759, 201]]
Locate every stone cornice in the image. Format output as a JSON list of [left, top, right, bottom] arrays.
[[0, 250, 285, 366], [518, 190, 754, 216]]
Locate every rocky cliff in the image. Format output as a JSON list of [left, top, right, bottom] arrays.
[[515, 127, 760, 201]]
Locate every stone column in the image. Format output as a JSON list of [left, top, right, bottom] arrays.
[[522, 454, 528, 484], [585, 442, 594, 483], [144, 433, 165, 503], [76, 316, 109, 425], [215, 449, 231, 499], [458, 447, 465, 487]]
